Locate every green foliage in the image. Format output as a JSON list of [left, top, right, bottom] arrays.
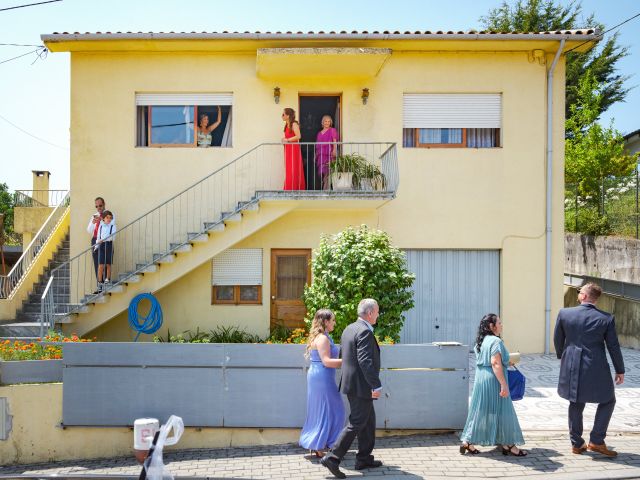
[[152, 326, 262, 343], [565, 71, 637, 209], [480, 0, 630, 120], [0, 183, 17, 245], [302, 225, 415, 342], [565, 207, 612, 236], [330, 154, 386, 190]]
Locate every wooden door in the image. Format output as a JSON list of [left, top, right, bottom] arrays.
[[270, 249, 311, 329]]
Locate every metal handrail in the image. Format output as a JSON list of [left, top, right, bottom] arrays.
[[14, 190, 69, 207], [44, 142, 398, 326], [0, 191, 70, 299], [40, 275, 55, 337]]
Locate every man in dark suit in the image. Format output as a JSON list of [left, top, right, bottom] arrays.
[[554, 283, 625, 457], [321, 299, 382, 479]]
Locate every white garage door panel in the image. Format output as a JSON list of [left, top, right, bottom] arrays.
[[400, 250, 500, 349]]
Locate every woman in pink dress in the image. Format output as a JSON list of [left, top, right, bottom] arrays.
[[315, 115, 339, 190], [281, 108, 306, 190]]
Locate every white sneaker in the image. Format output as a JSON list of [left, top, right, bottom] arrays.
[[104, 279, 111, 284]]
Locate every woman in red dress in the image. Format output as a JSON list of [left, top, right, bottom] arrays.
[[281, 108, 306, 190]]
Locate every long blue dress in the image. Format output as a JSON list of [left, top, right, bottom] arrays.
[[460, 335, 525, 446], [299, 334, 346, 450]]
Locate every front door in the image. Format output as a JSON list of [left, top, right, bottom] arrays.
[[270, 249, 312, 329], [298, 95, 341, 190]]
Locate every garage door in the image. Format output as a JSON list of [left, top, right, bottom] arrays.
[[400, 250, 500, 349]]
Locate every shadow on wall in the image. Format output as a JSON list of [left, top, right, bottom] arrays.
[[564, 286, 640, 350]]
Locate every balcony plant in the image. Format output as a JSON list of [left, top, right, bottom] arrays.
[[359, 163, 387, 191], [330, 153, 366, 191]]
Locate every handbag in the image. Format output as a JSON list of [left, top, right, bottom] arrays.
[[507, 366, 526, 401]]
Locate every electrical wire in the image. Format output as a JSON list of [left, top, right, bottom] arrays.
[[0, 0, 62, 12], [0, 43, 44, 47], [0, 112, 69, 150], [0, 46, 47, 65], [564, 12, 640, 55]]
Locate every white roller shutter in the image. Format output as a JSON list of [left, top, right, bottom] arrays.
[[212, 249, 262, 286], [136, 93, 233, 106], [403, 94, 501, 129]]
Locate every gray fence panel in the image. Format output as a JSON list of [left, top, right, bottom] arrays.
[[223, 368, 308, 427], [62, 343, 468, 428], [224, 344, 307, 367], [63, 342, 225, 367], [63, 367, 223, 426], [378, 370, 468, 429], [381, 344, 468, 369]]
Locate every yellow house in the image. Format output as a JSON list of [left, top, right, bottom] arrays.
[[35, 29, 598, 353]]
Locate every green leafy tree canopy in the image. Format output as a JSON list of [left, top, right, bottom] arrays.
[[303, 225, 415, 342], [0, 183, 15, 241], [565, 71, 636, 208], [481, 0, 630, 119]]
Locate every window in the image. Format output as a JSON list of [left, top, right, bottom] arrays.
[[403, 94, 502, 148], [211, 249, 262, 305], [136, 93, 233, 147]]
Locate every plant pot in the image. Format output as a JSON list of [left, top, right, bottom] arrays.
[[0, 359, 63, 385], [331, 172, 354, 191], [360, 178, 375, 191]]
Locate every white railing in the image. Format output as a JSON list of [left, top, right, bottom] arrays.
[[14, 190, 68, 207], [42, 143, 398, 326], [39, 275, 55, 337], [0, 191, 70, 299]]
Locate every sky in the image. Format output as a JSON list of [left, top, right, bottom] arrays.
[[0, 0, 638, 192]]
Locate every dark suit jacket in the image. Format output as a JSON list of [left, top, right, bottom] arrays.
[[339, 318, 381, 399], [554, 303, 625, 403]]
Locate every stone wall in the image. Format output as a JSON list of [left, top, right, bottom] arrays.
[[565, 233, 640, 283]]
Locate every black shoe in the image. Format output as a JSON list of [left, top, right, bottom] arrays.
[[320, 456, 346, 479], [354, 460, 383, 470]]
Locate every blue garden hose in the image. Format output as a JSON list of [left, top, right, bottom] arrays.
[[128, 293, 163, 342]]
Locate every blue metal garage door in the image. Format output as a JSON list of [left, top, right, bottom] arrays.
[[400, 250, 500, 349]]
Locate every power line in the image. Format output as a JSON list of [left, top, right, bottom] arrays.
[[0, 43, 44, 47], [0, 46, 47, 65], [564, 12, 640, 55], [0, 113, 69, 151], [0, 0, 62, 12]]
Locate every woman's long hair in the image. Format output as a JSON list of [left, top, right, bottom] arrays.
[[474, 313, 499, 353], [283, 107, 297, 131], [305, 309, 335, 358]]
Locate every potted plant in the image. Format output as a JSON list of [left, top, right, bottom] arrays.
[[359, 163, 387, 191], [330, 153, 366, 191]]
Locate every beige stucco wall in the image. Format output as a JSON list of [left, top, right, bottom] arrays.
[[64, 43, 566, 353]]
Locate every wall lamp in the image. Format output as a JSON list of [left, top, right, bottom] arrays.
[[361, 88, 370, 105], [273, 86, 281, 104]]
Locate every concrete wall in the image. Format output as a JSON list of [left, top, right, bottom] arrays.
[[565, 233, 640, 283], [564, 286, 640, 350]]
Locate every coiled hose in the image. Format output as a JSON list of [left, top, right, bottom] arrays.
[[128, 293, 163, 342]]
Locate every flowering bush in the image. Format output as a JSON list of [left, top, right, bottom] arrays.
[[0, 332, 95, 361]]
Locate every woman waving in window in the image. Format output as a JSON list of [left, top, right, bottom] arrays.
[[197, 106, 222, 147]]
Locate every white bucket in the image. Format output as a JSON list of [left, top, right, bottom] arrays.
[[133, 418, 159, 463]]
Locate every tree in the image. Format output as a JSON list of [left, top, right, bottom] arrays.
[[565, 71, 636, 211], [303, 225, 415, 342], [480, 0, 630, 120], [0, 183, 15, 242]]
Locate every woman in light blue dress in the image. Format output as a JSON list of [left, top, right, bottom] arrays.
[[460, 313, 527, 456], [299, 309, 345, 457]]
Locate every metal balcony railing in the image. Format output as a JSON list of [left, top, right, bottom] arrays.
[[0, 192, 70, 299], [42, 142, 398, 328], [14, 190, 69, 207]]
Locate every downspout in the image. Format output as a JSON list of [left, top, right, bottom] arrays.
[[545, 38, 565, 354]]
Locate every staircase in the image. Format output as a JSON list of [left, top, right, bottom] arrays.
[[42, 142, 399, 336], [0, 232, 71, 341]]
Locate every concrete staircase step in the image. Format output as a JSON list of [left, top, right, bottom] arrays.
[[187, 232, 208, 243], [221, 212, 242, 222], [101, 283, 125, 294], [153, 253, 175, 264], [118, 272, 142, 283], [170, 242, 192, 253], [0, 323, 42, 337], [203, 222, 225, 232], [238, 201, 259, 212], [136, 263, 158, 273]]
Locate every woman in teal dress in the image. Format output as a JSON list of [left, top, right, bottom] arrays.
[[460, 313, 527, 456]]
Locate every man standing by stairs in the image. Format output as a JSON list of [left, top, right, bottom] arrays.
[[87, 197, 112, 281]]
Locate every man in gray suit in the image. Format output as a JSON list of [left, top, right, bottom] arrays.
[[554, 283, 625, 457], [321, 299, 382, 479]]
